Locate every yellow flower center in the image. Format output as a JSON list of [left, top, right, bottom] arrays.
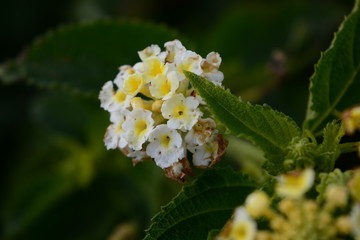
[[173, 105, 186, 118], [160, 134, 172, 149], [232, 222, 249, 240], [146, 58, 165, 78], [123, 74, 143, 95], [158, 80, 171, 96], [114, 90, 127, 103], [134, 120, 148, 137]]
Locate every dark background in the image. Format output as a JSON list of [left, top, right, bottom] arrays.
[[0, 0, 355, 239]]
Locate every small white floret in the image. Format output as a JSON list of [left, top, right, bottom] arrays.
[[114, 65, 136, 88], [138, 44, 161, 61], [122, 109, 154, 150], [99, 81, 131, 111], [161, 93, 202, 131], [231, 207, 257, 240], [164, 39, 186, 62], [146, 124, 184, 168], [149, 71, 180, 100], [174, 50, 203, 76], [104, 110, 129, 149]]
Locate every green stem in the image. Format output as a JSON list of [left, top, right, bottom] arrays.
[[339, 142, 360, 153]]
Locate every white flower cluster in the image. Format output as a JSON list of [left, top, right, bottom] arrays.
[[99, 40, 227, 182]]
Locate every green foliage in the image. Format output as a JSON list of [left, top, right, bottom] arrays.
[[282, 135, 317, 170], [304, 0, 360, 133], [23, 20, 187, 96], [185, 71, 301, 175], [282, 121, 344, 172], [316, 168, 352, 203], [314, 121, 344, 172], [143, 168, 257, 240]]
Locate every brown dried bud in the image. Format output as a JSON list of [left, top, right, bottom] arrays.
[[164, 158, 194, 183]]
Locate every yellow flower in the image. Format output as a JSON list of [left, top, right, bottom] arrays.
[[161, 93, 202, 131], [230, 207, 257, 240], [149, 71, 180, 100], [342, 105, 360, 135], [99, 81, 131, 111], [245, 191, 270, 219], [122, 74, 144, 96], [122, 109, 154, 150], [276, 168, 315, 198], [143, 57, 168, 83]]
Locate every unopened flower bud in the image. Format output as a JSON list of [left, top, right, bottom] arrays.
[[245, 191, 270, 218]]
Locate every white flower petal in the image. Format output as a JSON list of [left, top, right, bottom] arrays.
[[138, 44, 161, 61], [202, 70, 224, 86], [164, 39, 186, 62], [161, 94, 202, 131], [123, 109, 154, 150], [99, 81, 115, 111], [174, 50, 203, 75], [146, 124, 184, 168]]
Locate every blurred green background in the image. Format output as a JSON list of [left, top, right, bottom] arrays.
[[0, 0, 354, 239]]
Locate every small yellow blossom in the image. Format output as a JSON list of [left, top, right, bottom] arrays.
[[99, 81, 131, 111], [149, 71, 180, 99], [161, 93, 202, 131], [276, 168, 315, 198], [122, 109, 154, 150], [122, 74, 144, 96], [146, 124, 184, 168], [342, 105, 360, 135], [220, 207, 257, 240], [245, 191, 270, 219], [325, 184, 348, 208], [143, 57, 168, 83], [138, 44, 161, 61]]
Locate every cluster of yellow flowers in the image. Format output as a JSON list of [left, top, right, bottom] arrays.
[[218, 169, 360, 240], [342, 105, 360, 135], [99, 40, 227, 181]]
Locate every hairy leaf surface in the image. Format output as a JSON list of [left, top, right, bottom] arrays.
[[186, 71, 301, 174], [305, 0, 360, 132], [144, 168, 257, 240]]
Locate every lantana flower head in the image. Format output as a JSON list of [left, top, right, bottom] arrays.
[[99, 40, 228, 182]]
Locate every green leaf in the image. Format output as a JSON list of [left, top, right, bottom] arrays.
[[143, 168, 257, 240], [185, 71, 301, 174], [304, 0, 360, 132], [316, 168, 352, 203], [24, 20, 187, 96], [315, 121, 344, 172]]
